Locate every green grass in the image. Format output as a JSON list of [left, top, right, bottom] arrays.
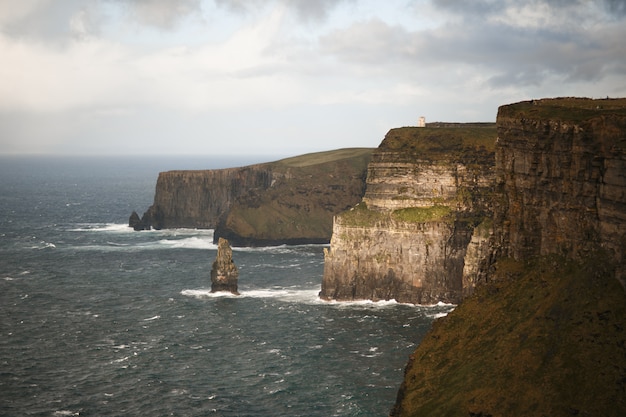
[[337, 203, 387, 227], [391, 205, 452, 223], [338, 203, 455, 227], [376, 125, 497, 168], [498, 97, 626, 123], [393, 253, 626, 417], [274, 148, 374, 168]]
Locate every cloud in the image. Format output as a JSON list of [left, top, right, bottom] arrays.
[[117, 0, 202, 29], [319, 0, 626, 90], [0, 0, 625, 156], [214, 0, 353, 22]]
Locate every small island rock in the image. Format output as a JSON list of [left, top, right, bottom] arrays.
[[210, 238, 239, 295]]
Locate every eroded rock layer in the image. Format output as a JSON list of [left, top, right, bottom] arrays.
[[320, 125, 496, 304], [494, 98, 626, 284]]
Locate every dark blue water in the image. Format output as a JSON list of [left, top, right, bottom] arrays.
[[0, 156, 453, 416]]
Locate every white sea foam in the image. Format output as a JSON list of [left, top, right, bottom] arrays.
[[180, 287, 322, 303], [320, 298, 402, 308], [143, 315, 160, 321], [69, 223, 132, 233], [179, 287, 457, 312], [30, 241, 56, 250], [156, 237, 216, 250]]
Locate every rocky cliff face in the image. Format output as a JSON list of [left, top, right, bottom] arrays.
[[132, 148, 372, 246], [494, 98, 626, 285], [320, 125, 496, 304], [149, 166, 273, 229], [391, 98, 626, 417]]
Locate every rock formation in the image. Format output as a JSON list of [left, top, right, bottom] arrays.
[[130, 148, 372, 246], [320, 124, 496, 304], [210, 238, 239, 294], [391, 97, 626, 416], [493, 98, 626, 285]]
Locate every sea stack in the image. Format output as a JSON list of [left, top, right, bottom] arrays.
[[210, 237, 240, 295]]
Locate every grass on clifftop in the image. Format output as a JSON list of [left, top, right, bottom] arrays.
[[498, 97, 626, 123], [273, 148, 374, 168], [393, 254, 626, 417], [338, 203, 453, 226], [379, 125, 496, 164]]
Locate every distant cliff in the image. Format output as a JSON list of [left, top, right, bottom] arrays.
[[320, 125, 496, 304], [391, 98, 626, 416], [131, 148, 372, 246]]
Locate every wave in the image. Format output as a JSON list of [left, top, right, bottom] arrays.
[[28, 241, 56, 250], [181, 287, 322, 303], [68, 224, 216, 237], [154, 237, 217, 250], [68, 223, 134, 233], [180, 287, 456, 314], [235, 243, 328, 253]]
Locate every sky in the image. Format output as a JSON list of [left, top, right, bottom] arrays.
[[1, 0, 625, 156]]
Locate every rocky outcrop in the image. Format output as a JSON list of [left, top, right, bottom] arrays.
[[131, 148, 372, 246], [391, 97, 626, 416], [210, 238, 239, 294], [320, 125, 496, 304]]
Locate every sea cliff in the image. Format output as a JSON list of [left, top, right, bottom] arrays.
[[391, 98, 626, 416], [320, 124, 496, 304], [131, 148, 372, 246]]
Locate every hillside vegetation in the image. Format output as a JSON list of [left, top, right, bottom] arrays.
[[392, 254, 626, 417], [215, 148, 373, 245]]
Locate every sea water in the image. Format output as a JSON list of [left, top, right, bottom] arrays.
[[0, 156, 454, 416]]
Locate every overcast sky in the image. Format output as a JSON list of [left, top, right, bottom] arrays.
[[1, 0, 625, 156]]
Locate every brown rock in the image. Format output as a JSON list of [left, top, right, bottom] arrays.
[[210, 238, 239, 295], [320, 125, 496, 304]]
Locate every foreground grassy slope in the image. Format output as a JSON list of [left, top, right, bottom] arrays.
[[392, 255, 626, 416]]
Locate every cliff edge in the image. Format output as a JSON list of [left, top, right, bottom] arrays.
[[320, 124, 496, 304], [391, 97, 626, 416], [131, 148, 372, 246]]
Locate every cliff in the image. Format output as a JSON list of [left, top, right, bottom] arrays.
[[320, 125, 496, 304], [494, 98, 626, 285], [132, 148, 372, 246], [391, 98, 626, 416]]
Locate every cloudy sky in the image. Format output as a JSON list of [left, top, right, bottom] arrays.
[[1, 0, 625, 156]]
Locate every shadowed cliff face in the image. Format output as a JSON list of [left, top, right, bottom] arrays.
[[391, 97, 626, 417], [216, 149, 372, 246], [132, 148, 372, 246], [494, 98, 626, 285], [320, 125, 496, 304], [152, 166, 273, 229]]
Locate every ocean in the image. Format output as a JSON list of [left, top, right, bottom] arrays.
[[0, 156, 454, 417]]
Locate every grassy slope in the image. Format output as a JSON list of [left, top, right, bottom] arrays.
[[393, 255, 626, 417], [219, 148, 373, 243], [497, 97, 626, 123], [380, 125, 497, 156], [272, 147, 374, 168]]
